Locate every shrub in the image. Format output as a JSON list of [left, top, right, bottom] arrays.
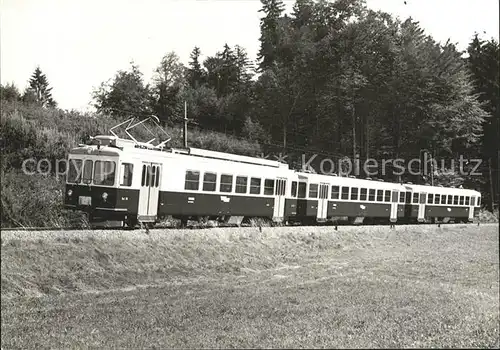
[[0, 170, 87, 228]]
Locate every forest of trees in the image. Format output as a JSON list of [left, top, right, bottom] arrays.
[[1, 0, 499, 214]]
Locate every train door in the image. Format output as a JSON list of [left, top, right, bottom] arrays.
[[273, 178, 287, 222], [138, 162, 162, 222], [468, 196, 474, 221], [390, 190, 398, 223], [418, 192, 426, 222], [316, 183, 329, 221]]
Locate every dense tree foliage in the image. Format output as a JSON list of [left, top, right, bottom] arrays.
[[92, 62, 152, 119], [467, 35, 500, 210]]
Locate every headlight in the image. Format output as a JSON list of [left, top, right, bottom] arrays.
[[67, 189, 73, 197], [102, 192, 108, 201]]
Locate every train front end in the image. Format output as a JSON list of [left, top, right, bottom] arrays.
[[64, 136, 134, 224]]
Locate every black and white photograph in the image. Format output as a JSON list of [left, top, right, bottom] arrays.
[[1, 0, 499, 348]]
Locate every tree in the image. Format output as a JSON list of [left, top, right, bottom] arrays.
[[467, 35, 500, 210], [150, 52, 187, 122], [23, 67, 57, 107], [234, 45, 254, 87], [258, 0, 286, 71], [0, 83, 21, 102], [92, 62, 152, 119], [242, 116, 270, 144], [187, 47, 205, 88], [181, 85, 219, 129]]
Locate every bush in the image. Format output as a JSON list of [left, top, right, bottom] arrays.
[[0, 170, 87, 228], [478, 208, 499, 223]]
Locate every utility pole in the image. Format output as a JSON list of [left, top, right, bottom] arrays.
[[183, 101, 188, 148]]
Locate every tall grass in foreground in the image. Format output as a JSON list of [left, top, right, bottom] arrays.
[[1, 225, 498, 348], [0, 170, 88, 228]]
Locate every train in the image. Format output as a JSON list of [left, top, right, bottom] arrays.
[[63, 118, 481, 228]]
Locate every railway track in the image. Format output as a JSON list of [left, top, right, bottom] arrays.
[[1, 221, 492, 232]]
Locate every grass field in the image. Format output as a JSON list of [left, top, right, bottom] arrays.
[[1, 224, 499, 348]]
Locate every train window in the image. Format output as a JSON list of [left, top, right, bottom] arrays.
[[471, 197, 475, 206], [447, 195, 452, 204], [67, 159, 83, 183], [399, 191, 405, 203], [319, 184, 328, 199], [250, 178, 261, 195], [141, 165, 146, 186], [151, 166, 156, 188], [156, 167, 160, 187], [413, 192, 419, 204], [291, 181, 298, 197], [276, 179, 286, 196], [185, 170, 200, 190], [309, 184, 318, 198], [441, 194, 446, 204], [465, 196, 470, 205], [94, 161, 116, 186], [453, 195, 458, 205], [120, 163, 134, 187], [331, 186, 340, 199], [360, 188, 367, 201], [434, 194, 440, 204], [392, 191, 398, 202], [203, 172, 217, 191], [384, 190, 391, 202], [477, 197, 481, 206], [82, 160, 93, 184], [369, 189, 376, 201], [376, 190, 383, 202], [264, 179, 274, 195], [405, 192, 412, 204], [351, 187, 359, 200], [341, 187, 349, 200], [236, 176, 248, 194], [146, 166, 151, 186], [459, 196, 464, 205], [427, 193, 433, 204], [298, 182, 307, 198], [220, 174, 233, 192]]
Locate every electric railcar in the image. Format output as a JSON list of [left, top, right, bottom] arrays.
[[64, 134, 481, 227]]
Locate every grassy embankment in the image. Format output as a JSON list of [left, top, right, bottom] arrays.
[[1, 224, 499, 348]]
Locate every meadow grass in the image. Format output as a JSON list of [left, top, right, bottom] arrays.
[[1, 224, 499, 348]]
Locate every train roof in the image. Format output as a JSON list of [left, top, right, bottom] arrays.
[[405, 183, 480, 195], [69, 135, 480, 195], [70, 135, 289, 169]]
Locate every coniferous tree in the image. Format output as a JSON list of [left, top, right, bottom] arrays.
[[24, 67, 57, 108], [234, 45, 254, 87], [258, 0, 286, 71], [187, 47, 205, 88]]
